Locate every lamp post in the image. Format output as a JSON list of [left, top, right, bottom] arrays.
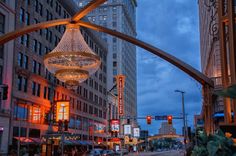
[[175, 90, 187, 150], [61, 104, 67, 156]]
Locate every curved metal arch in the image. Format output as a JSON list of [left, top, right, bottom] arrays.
[[72, 0, 107, 22], [0, 18, 71, 45], [78, 21, 214, 87], [0, 0, 106, 44], [0, 0, 213, 87]]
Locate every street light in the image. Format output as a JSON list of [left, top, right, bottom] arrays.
[[174, 90, 188, 148]]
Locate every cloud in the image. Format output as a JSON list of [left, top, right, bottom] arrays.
[[176, 17, 192, 34], [137, 0, 201, 135]]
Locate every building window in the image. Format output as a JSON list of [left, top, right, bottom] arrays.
[[0, 45, 3, 58], [47, 87, 51, 100], [25, 12, 30, 25], [32, 60, 36, 73], [113, 53, 117, 59], [43, 87, 47, 99], [37, 62, 41, 75], [20, 8, 25, 23], [14, 104, 28, 120], [39, 3, 43, 16], [34, 0, 39, 12], [17, 75, 22, 91], [38, 42, 42, 55], [89, 106, 93, 114], [20, 35, 29, 47], [0, 13, 5, 33], [33, 39, 37, 52], [32, 81, 36, 95], [23, 77, 28, 92], [18, 52, 23, 67], [0, 65, 1, 84], [29, 106, 41, 123], [23, 55, 28, 69], [37, 84, 40, 97]]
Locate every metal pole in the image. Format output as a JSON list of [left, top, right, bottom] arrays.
[[62, 106, 65, 156], [92, 119, 94, 150], [17, 120, 21, 156], [175, 90, 187, 155], [181, 92, 186, 144]]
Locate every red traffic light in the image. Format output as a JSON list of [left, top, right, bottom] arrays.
[[146, 115, 152, 124], [167, 115, 173, 124]]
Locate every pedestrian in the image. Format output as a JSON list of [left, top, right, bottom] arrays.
[[72, 148, 76, 156]]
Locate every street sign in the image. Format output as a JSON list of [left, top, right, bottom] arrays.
[[155, 115, 167, 120], [124, 125, 132, 135]]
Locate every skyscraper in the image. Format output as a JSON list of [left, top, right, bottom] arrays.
[[75, 0, 137, 124], [198, 0, 236, 132], [158, 122, 176, 135]]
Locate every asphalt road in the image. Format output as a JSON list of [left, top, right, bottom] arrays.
[[127, 150, 185, 156]]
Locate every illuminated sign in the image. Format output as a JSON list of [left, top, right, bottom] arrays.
[[94, 123, 105, 134], [116, 75, 125, 115], [56, 101, 70, 122], [133, 128, 140, 137], [111, 120, 120, 132], [124, 125, 132, 135]]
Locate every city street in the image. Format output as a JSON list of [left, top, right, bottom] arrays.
[[127, 150, 185, 156]]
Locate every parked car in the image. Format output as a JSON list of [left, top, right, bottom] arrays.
[[115, 149, 129, 155], [101, 150, 115, 156], [86, 148, 103, 156]]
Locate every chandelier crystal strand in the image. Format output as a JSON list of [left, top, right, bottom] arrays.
[[44, 24, 101, 87]]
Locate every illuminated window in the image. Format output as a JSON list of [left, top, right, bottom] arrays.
[[29, 106, 41, 123]]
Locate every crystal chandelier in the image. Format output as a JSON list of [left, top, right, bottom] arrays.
[[44, 24, 101, 87]]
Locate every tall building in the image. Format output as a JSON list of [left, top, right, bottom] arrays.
[[158, 122, 176, 135], [75, 0, 137, 124], [2, 0, 108, 153], [0, 1, 15, 154], [198, 0, 236, 132]]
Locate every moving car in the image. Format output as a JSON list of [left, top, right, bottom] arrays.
[[101, 150, 115, 156], [115, 149, 129, 155], [86, 148, 103, 156]]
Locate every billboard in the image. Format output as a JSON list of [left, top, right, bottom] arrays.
[[55, 101, 70, 122], [133, 128, 140, 137], [124, 125, 132, 135], [111, 119, 120, 132], [116, 75, 125, 115]]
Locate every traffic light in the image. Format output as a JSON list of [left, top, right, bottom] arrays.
[[2, 85, 8, 100], [64, 120, 68, 131], [167, 115, 173, 124], [146, 115, 152, 124]]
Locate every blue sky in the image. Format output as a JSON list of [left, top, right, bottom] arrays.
[[136, 0, 202, 135]]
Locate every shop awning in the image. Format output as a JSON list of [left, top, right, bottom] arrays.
[[214, 84, 236, 99], [14, 137, 41, 144], [213, 112, 234, 118]]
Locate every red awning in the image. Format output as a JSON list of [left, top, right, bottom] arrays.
[[14, 137, 41, 144]]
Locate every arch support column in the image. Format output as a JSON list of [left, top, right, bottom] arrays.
[[203, 84, 214, 134]]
